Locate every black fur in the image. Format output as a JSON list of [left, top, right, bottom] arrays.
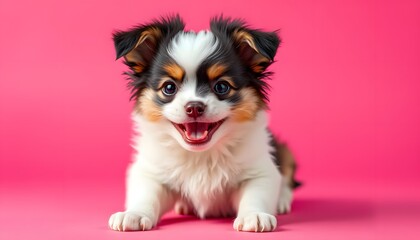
[[269, 132, 302, 189], [210, 16, 281, 104], [112, 15, 185, 100], [210, 16, 280, 61], [113, 15, 185, 60], [113, 15, 280, 108]]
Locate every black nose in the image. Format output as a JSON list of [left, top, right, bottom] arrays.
[[185, 101, 206, 118]]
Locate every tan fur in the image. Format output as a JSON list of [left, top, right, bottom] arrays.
[[136, 89, 162, 122], [273, 142, 298, 189], [233, 30, 259, 53], [233, 30, 271, 73], [207, 63, 227, 80], [125, 27, 162, 73], [134, 28, 162, 48], [132, 65, 144, 73], [250, 54, 270, 73], [231, 88, 262, 122], [164, 63, 184, 81]]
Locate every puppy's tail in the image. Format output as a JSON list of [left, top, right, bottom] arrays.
[[270, 135, 302, 189]]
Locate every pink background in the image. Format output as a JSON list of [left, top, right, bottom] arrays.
[[1, 0, 420, 239]]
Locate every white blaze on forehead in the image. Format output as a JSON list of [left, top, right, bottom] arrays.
[[163, 31, 228, 125], [168, 31, 219, 76]]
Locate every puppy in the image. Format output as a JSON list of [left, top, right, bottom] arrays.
[[108, 15, 299, 232]]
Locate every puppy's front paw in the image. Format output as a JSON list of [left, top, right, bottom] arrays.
[[278, 186, 293, 214], [233, 212, 277, 232], [108, 211, 153, 231]]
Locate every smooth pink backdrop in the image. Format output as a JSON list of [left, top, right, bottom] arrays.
[[1, 0, 420, 239]]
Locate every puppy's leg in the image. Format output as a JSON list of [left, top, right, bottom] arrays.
[[174, 199, 194, 216], [232, 169, 281, 232], [273, 142, 300, 214], [269, 133, 300, 214], [278, 179, 293, 214], [109, 165, 175, 231]]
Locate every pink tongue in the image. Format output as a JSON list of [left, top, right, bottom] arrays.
[[184, 122, 209, 140]]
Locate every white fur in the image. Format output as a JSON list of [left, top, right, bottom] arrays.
[[109, 31, 286, 232], [161, 75, 232, 152], [278, 181, 293, 214], [163, 31, 231, 152], [109, 111, 283, 231], [168, 31, 219, 75]]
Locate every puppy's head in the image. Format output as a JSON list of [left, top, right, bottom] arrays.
[[113, 16, 280, 152]]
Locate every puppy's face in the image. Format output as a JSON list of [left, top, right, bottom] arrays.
[[113, 16, 280, 152]]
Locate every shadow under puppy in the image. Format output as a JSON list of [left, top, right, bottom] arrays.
[[108, 15, 299, 232]]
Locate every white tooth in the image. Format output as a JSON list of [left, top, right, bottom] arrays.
[[196, 130, 208, 140], [195, 131, 202, 139], [185, 130, 209, 141]]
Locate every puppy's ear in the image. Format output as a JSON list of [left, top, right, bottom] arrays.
[[210, 17, 280, 74], [113, 16, 185, 74], [233, 29, 280, 73], [113, 27, 162, 73]]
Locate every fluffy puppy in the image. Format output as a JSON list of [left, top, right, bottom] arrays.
[[108, 15, 299, 232]]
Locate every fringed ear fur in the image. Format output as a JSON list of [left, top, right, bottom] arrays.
[[233, 29, 280, 73], [112, 16, 185, 74], [210, 17, 281, 74]]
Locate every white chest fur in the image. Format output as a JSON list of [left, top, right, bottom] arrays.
[[129, 111, 274, 217], [133, 139, 242, 217]]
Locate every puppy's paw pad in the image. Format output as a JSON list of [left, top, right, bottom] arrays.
[[233, 212, 277, 232], [278, 186, 293, 214], [108, 212, 153, 231]]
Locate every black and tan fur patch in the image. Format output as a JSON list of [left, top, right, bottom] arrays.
[[164, 63, 185, 82], [231, 88, 264, 122], [270, 135, 301, 189], [136, 89, 163, 122], [207, 63, 227, 81], [233, 30, 272, 74]]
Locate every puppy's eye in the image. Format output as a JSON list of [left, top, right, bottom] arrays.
[[162, 81, 177, 96], [213, 81, 231, 95]]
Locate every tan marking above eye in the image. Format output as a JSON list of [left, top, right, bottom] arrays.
[[207, 63, 227, 80], [164, 63, 184, 81]]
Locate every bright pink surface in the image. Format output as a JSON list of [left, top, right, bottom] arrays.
[[1, 0, 420, 239]]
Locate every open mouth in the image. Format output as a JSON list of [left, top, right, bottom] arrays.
[[172, 119, 226, 145]]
